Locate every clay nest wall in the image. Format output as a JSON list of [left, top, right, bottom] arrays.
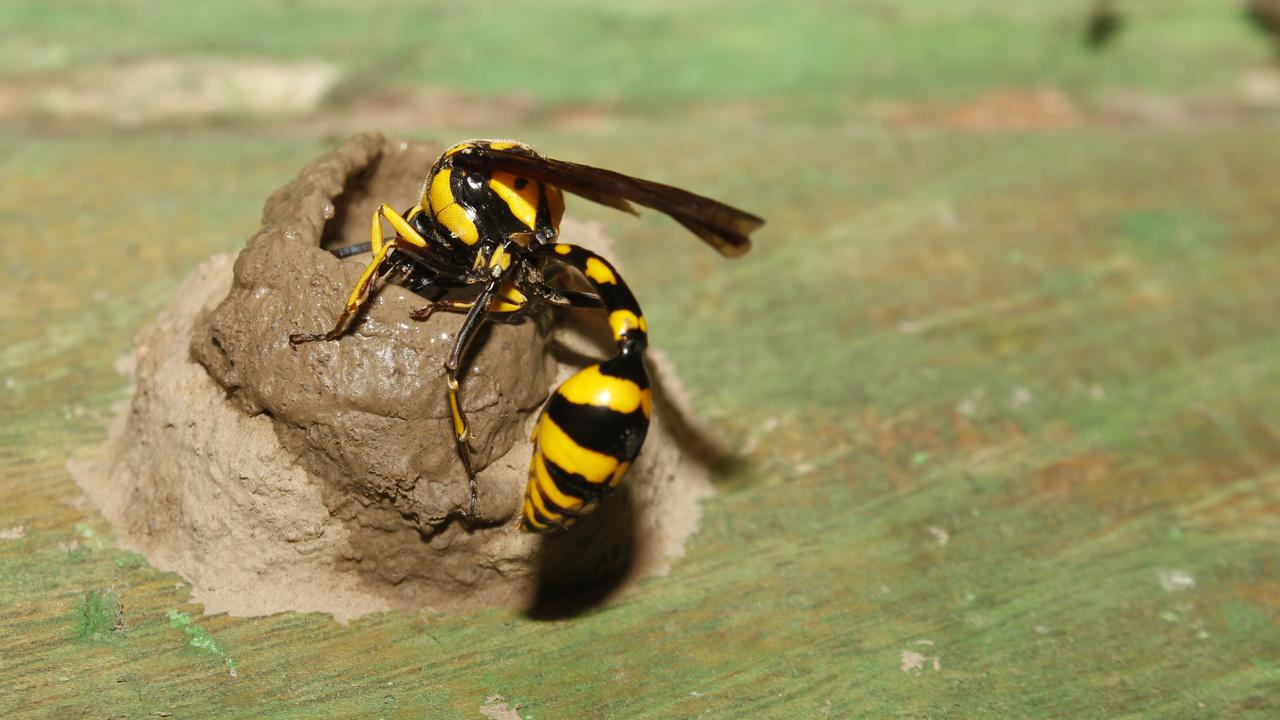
[[74, 134, 724, 621]]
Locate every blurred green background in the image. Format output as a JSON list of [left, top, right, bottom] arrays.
[[2, 1, 1280, 717]]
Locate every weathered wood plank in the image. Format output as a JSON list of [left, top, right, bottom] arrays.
[[3, 125, 1278, 718]]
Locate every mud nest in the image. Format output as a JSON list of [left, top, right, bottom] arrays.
[[75, 134, 723, 621]]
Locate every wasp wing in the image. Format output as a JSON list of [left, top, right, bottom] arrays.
[[449, 145, 763, 257]]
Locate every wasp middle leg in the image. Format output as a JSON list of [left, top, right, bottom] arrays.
[[435, 275, 514, 518], [409, 282, 532, 323]]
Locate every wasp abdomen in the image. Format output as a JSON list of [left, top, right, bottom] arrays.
[[523, 331, 651, 531], [523, 243, 653, 531]]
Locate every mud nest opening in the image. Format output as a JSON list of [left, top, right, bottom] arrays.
[[74, 134, 724, 621]]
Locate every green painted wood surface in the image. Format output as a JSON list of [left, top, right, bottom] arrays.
[[3, 2, 1280, 717]]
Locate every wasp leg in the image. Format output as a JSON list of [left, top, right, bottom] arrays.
[[410, 283, 530, 322], [439, 276, 507, 518], [331, 240, 375, 259], [289, 241, 396, 343], [534, 286, 604, 310], [409, 298, 476, 321], [290, 203, 431, 345]]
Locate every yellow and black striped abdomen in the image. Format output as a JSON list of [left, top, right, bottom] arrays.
[[523, 352, 651, 531], [523, 243, 653, 531]]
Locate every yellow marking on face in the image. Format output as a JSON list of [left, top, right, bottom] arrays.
[[429, 169, 479, 245], [533, 453, 585, 512], [640, 388, 652, 419], [522, 498, 548, 531], [557, 365, 644, 414], [609, 461, 632, 488], [536, 416, 619, 484], [545, 185, 565, 230], [527, 479, 564, 524], [584, 257, 617, 285], [488, 171, 540, 231], [607, 309, 648, 340], [554, 243, 572, 255]]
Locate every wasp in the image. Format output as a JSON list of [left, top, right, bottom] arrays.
[[290, 140, 763, 532]]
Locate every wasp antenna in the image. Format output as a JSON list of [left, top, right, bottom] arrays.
[[331, 241, 375, 259]]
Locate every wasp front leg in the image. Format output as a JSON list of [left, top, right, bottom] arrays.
[[290, 203, 429, 345]]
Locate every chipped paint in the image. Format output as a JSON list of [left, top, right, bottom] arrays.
[[167, 611, 237, 677], [906, 638, 947, 671], [1159, 570, 1196, 593], [928, 527, 950, 546], [902, 647, 942, 673], [480, 695, 522, 720], [901, 650, 927, 673]]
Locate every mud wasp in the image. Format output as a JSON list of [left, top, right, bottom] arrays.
[[290, 140, 763, 532]]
